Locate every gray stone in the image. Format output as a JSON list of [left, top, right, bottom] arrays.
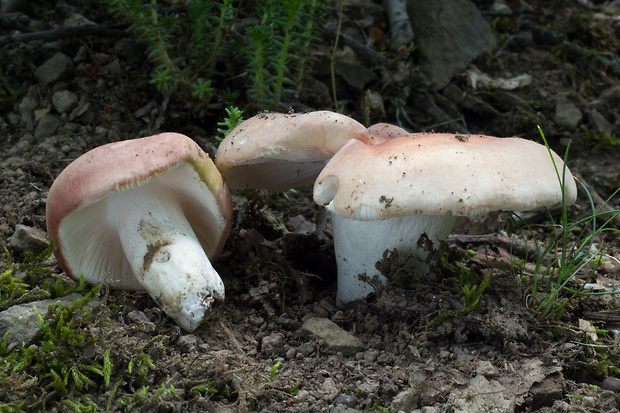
[[285, 347, 297, 359], [0, 293, 100, 348], [329, 407, 360, 413], [298, 342, 315, 357], [450, 374, 513, 412], [602, 376, 620, 392], [321, 377, 339, 399], [178, 334, 199, 353], [492, 90, 531, 111], [600, 86, 620, 105], [34, 52, 75, 85], [333, 394, 358, 409], [18, 95, 39, 112], [63, 13, 95, 27], [587, 109, 612, 135], [8, 224, 49, 256], [7, 134, 35, 156], [391, 389, 420, 412], [491, 0, 511, 15], [301, 317, 363, 356], [553, 102, 582, 131], [528, 373, 564, 409], [407, 0, 496, 89], [261, 332, 285, 356], [333, 61, 377, 89], [363, 349, 379, 362], [34, 113, 61, 141], [52, 90, 79, 114]]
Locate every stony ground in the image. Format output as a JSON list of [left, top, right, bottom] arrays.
[[1, 0, 620, 412]]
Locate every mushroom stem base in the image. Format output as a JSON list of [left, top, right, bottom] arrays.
[[331, 213, 456, 305], [111, 185, 225, 331]]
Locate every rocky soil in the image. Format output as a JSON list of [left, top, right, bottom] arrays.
[[1, 0, 620, 412]]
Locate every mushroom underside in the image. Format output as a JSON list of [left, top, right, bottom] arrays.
[[57, 163, 227, 331], [220, 151, 333, 191]]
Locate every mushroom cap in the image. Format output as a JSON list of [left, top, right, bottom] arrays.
[[314, 133, 577, 220], [215, 111, 374, 191], [367, 123, 413, 141], [46, 133, 232, 289]]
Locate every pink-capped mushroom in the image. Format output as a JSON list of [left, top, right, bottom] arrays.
[[215, 111, 378, 191], [46, 133, 232, 331], [313, 133, 577, 304]]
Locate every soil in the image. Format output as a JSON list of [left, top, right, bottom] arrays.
[[1, 1, 620, 412]]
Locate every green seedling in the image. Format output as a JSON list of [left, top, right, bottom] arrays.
[[217, 106, 244, 137], [287, 379, 301, 395], [512, 126, 620, 321], [269, 360, 281, 381]]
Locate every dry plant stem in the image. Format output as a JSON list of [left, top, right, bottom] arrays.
[[190, 0, 243, 83], [583, 311, 620, 323], [469, 252, 545, 275], [0, 24, 127, 46], [152, 91, 171, 134], [322, 25, 380, 65], [447, 233, 540, 260], [574, 172, 620, 229]]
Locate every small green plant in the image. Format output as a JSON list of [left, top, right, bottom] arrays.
[[512, 126, 620, 321], [118, 383, 181, 410], [105, 0, 327, 111], [191, 381, 220, 396], [1, 242, 89, 310], [287, 379, 301, 395], [269, 360, 281, 381], [105, 0, 236, 112], [580, 131, 620, 153], [242, 0, 327, 108], [461, 272, 491, 312], [126, 353, 156, 387], [0, 286, 106, 408], [369, 400, 391, 412], [217, 106, 244, 136]]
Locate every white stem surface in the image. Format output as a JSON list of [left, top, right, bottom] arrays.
[[331, 213, 456, 305], [110, 184, 224, 331]]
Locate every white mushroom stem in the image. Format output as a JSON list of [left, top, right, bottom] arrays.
[[109, 184, 224, 332], [331, 213, 456, 305]]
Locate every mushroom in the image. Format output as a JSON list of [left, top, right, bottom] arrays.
[[313, 133, 578, 304], [215, 111, 376, 191], [367, 122, 412, 140], [46, 133, 232, 331]]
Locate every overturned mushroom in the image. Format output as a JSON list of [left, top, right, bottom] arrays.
[[313, 133, 577, 304], [215, 111, 376, 191], [46, 133, 232, 331]]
